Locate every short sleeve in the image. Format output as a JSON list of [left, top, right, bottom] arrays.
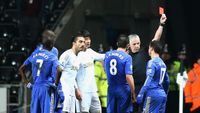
[[59, 52, 69, 70], [146, 60, 156, 77], [125, 55, 133, 75], [51, 47, 59, 57], [52, 56, 60, 70], [23, 56, 32, 66]]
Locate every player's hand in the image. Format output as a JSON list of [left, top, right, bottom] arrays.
[[26, 82, 32, 89], [75, 88, 82, 101], [51, 83, 58, 91], [136, 94, 144, 104], [131, 92, 137, 103], [58, 89, 65, 103], [160, 14, 167, 25]]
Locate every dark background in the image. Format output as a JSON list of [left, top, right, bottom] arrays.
[[166, 0, 200, 65]]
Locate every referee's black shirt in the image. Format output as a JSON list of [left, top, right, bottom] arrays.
[[129, 47, 150, 95]]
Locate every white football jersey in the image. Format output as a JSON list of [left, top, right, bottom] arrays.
[[59, 49, 80, 96], [76, 48, 105, 92]]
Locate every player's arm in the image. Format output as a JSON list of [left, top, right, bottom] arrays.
[[19, 56, 32, 87], [152, 14, 167, 41], [90, 49, 105, 60], [55, 65, 62, 85], [73, 57, 82, 101], [59, 51, 69, 68], [125, 56, 136, 103], [74, 81, 82, 101], [19, 64, 29, 85], [162, 72, 170, 95], [126, 75, 136, 103], [137, 61, 155, 104], [142, 61, 155, 91]]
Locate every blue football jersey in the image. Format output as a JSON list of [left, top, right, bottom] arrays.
[[24, 49, 59, 84], [105, 50, 133, 113], [137, 57, 170, 113], [36, 44, 59, 57], [104, 50, 133, 86], [139, 57, 170, 95]]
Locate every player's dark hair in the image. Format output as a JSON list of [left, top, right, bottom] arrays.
[[42, 30, 56, 50], [71, 31, 84, 43], [149, 40, 162, 55], [81, 29, 91, 38], [117, 34, 129, 48]]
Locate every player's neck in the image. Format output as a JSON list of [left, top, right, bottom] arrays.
[[117, 48, 126, 52], [43, 46, 51, 51], [151, 53, 159, 59], [71, 47, 78, 55]]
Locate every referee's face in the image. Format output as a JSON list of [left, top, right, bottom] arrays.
[[129, 37, 140, 53]]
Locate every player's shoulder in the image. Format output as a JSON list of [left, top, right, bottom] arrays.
[[105, 50, 114, 57], [120, 51, 131, 59], [86, 48, 92, 51], [148, 57, 164, 67], [87, 48, 94, 53], [105, 50, 112, 54], [78, 50, 85, 56], [148, 58, 156, 67], [60, 49, 71, 56], [152, 57, 164, 64], [44, 49, 56, 57], [51, 47, 58, 56]]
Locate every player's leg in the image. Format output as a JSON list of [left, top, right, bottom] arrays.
[[54, 89, 64, 113], [31, 86, 41, 113], [62, 90, 71, 113], [145, 95, 166, 113], [80, 92, 92, 113], [143, 97, 151, 113], [158, 96, 167, 113], [106, 92, 116, 113], [117, 86, 132, 113], [41, 86, 52, 113], [75, 99, 81, 113], [69, 95, 76, 113], [107, 86, 118, 113], [90, 92, 101, 113]]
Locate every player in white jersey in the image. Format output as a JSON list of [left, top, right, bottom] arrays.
[[59, 32, 85, 113], [76, 30, 105, 113]]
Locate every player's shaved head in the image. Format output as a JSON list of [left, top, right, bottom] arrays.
[[42, 30, 57, 50]]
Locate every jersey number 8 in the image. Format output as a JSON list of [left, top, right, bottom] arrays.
[[110, 59, 117, 76]]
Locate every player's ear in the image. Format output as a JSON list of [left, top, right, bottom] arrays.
[[126, 44, 130, 49], [72, 41, 76, 45]]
